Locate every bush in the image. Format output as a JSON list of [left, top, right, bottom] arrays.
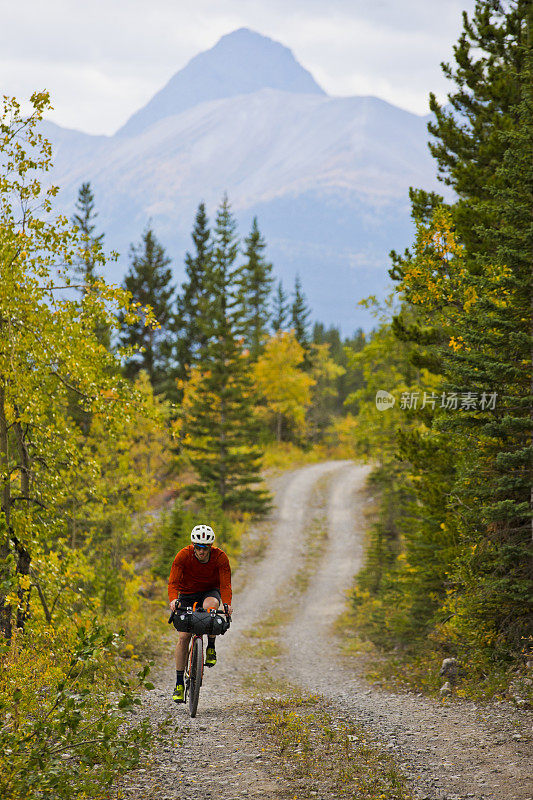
[[0, 621, 156, 800]]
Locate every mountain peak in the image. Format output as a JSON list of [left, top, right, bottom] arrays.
[[116, 29, 325, 137]]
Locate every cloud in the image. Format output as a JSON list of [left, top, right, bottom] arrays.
[[1, 0, 476, 134]]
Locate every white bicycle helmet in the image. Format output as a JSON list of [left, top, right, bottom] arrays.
[[190, 524, 215, 545]]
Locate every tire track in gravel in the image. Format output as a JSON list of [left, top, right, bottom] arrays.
[[115, 461, 350, 800], [278, 462, 533, 800]]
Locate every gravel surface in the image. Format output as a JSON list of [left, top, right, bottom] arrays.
[[115, 461, 533, 800], [281, 462, 533, 800]]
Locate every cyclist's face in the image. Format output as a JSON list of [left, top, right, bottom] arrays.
[[193, 544, 212, 562]]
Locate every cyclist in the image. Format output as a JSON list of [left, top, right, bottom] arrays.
[[168, 524, 233, 703]]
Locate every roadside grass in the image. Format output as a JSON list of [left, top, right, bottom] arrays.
[[335, 608, 533, 707], [292, 514, 328, 597], [262, 442, 326, 472], [231, 520, 273, 597], [256, 693, 413, 800], [242, 607, 285, 659], [363, 650, 533, 707], [240, 671, 288, 694], [335, 609, 377, 657], [239, 522, 271, 564]]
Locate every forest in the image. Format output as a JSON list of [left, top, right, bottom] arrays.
[[0, 1, 531, 798]]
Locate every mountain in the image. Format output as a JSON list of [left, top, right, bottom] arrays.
[[117, 28, 325, 138], [42, 29, 444, 333]]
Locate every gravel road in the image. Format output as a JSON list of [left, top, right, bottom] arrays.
[[115, 461, 532, 800]]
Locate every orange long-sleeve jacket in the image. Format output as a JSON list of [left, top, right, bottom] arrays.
[[167, 545, 232, 604]]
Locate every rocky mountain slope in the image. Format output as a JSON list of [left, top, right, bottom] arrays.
[[43, 28, 446, 331]]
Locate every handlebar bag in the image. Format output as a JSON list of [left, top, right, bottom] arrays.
[[172, 609, 230, 636]]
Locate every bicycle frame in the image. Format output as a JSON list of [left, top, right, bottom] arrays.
[[184, 632, 204, 717], [168, 603, 231, 717]]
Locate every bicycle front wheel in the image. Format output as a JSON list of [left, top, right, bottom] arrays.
[[188, 637, 203, 718]]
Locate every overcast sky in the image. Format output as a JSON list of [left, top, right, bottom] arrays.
[[2, 0, 477, 136]]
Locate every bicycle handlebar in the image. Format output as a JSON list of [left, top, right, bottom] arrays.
[[168, 602, 232, 625]]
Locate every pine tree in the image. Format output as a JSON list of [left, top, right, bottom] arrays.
[[71, 182, 104, 289], [272, 280, 289, 332], [173, 202, 213, 394], [346, 0, 533, 669], [290, 275, 311, 349], [119, 227, 175, 393], [181, 196, 270, 515], [237, 217, 273, 358], [437, 30, 533, 654], [427, 0, 529, 255]]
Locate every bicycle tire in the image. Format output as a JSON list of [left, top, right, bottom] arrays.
[[188, 637, 203, 718]]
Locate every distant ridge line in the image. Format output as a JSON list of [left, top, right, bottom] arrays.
[[116, 27, 326, 138]]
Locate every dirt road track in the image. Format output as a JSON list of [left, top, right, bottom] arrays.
[[116, 461, 532, 800]]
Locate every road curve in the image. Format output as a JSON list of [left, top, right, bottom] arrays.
[[278, 463, 532, 800], [118, 461, 531, 800]]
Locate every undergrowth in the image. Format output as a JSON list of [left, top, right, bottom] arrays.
[[0, 618, 166, 800], [262, 442, 326, 472], [338, 606, 533, 707], [257, 693, 413, 800]]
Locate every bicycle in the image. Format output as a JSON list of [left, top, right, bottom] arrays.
[[168, 603, 231, 718]]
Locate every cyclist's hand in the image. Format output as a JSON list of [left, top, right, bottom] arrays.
[[226, 604, 233, 615], [170, 599, 179, 612]]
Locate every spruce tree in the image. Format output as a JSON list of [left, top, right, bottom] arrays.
[[437, 35, 533, 653], [272, 280, 289, 332], [427, 0, 528, 255], [119, 227, 175, 394], [237, 217, 273, 358], [181, 196, 270, 515], [312, 324, 366, 414], [71, 181, 110, 355], [290, 275, 311, 349], [173, 202, 213, 394], [361, 0, 533, 663], [71, 182, 104, 289]]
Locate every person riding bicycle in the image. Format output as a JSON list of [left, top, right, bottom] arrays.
[[168, 524, 233, 703]]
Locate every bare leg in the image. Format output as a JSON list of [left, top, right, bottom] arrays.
[[175, 598, 220, 670], [175, 632, 191, 671], [203, 596, 220, 662]]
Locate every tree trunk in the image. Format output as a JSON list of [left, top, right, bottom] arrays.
[[32, 573, 52, 624], [13, 535, 30, 631], [0, 379, 10, 524], [0, 379, 13, 639]]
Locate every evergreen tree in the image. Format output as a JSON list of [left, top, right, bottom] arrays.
[[353, 2, 533, 667], [427, 0, 528, 255], [437, 35, 533, 653], [290, 275, 311, 348], [119, 227, 175, 394], [181, 196, 270, 515], [311, 323, 366, 417], [339, 328, 366, 413], [392, 0, 533, 656], [237, 217, 273, 358], [272, 280, 289, 332], [173, 202, 213, 394], [71, 182, 104, 289]]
